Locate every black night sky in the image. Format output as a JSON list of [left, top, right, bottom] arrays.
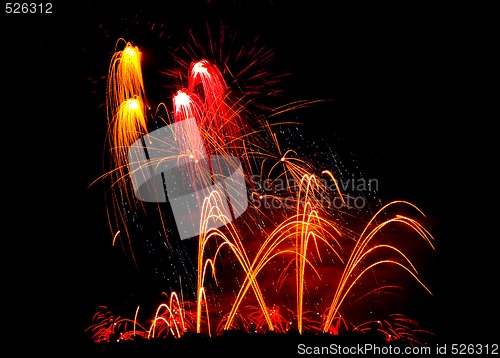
[[3, 0, 497, 355]]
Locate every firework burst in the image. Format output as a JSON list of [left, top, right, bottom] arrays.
[[87, 27, 436, 348]]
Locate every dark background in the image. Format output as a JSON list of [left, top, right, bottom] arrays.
[[3, 0, 497, 353]]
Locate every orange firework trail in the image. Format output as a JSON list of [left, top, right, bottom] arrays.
[[88, 37, 436, 346], [218, 173, 345, 334], [149, 291, 189, 338], [105, 39, 148, 195], [321, 200, 435, 333], [89, 39, 150, 265], [196, 190, 273, 335]]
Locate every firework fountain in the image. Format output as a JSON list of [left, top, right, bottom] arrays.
[[86, 38, 436, 348]]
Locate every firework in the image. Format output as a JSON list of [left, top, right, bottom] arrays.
[[87, 36, 436, 348]]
